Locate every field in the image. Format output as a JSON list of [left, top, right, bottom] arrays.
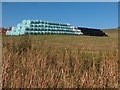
[[2, 29, 119, 88]]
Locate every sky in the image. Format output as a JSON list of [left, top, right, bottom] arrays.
[[1, 0, 120, 2], [2, 2, 118, 29], [0, 3, 2, 27]]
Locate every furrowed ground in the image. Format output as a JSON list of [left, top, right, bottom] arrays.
[[2, 29, 119, 88]]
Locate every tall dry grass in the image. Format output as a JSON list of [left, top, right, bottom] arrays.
[[2, 34, 119, 88]]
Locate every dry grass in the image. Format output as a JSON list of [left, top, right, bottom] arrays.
[[2, 29, 119, 88]]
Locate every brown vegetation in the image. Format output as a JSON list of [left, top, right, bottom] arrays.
[[2, 29, 119, 88]]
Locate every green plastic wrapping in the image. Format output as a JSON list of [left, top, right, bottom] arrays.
[[6, 20, 83, 35]]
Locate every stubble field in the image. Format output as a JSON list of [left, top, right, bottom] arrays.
[[2, 29, 119, 88]]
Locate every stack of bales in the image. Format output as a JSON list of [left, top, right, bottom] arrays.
[[6, 20, 83, 36], [76, 27, 108, 36]]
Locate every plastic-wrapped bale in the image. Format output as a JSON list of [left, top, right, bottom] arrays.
[[38, 27, 41, 31], [42, 31, 45, 34], [35, 28, 38, 31], [26, 20, 31, 24], [21, 24, 27, 29], [36, 27, 38, 31], [8, 27, 16, 35], [39, 31, 42, 34], [17, 23, 22, 28], [11, 27, 16, 35], [22, 20, 30, 26], [22, 20, 28, 25], [32, 27, 35, 31], [6, 30, 12, 35], [48, 31, 51, 34], [19, 27, 26, 35], [14, 29, 20, 35]]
